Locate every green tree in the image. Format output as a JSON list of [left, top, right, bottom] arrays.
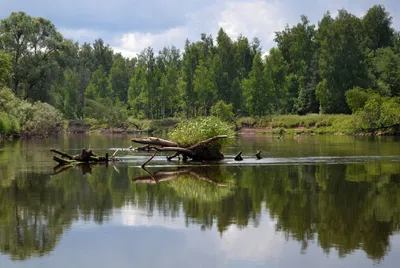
[[370, 47, 400, 96], [85, 66, 110, 100], [128, 64, 148, 118], [0, 12, 65, 101], [275, 16, 319, 114], [0, 50, 12, 84], [215, 28, 235, 103], [242, 53, 271, 116], [316, 10, 368, 114], [193, 59, 217, 115], [362, 5, 394, 51], [265, 48, 288, 114], [53, 68, 80, 119], [108, 53, 130, 103]]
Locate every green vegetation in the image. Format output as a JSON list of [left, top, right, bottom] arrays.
[[169, 116, 235, 148], [0, 5, 399, 138], [1, 139, 400, 260], [0, 87, 62, 137]]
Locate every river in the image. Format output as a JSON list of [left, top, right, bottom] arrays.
[[0, 134, 399, 268]]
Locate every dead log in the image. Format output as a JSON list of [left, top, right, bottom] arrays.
[[234, 152, 243, 161], [131, 137, 178, 147], [132, 135, 228, 163], [51, 148, 117, 165]]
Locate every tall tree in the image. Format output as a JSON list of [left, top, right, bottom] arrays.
[[0, 12, 64, 101], [193, 59, 217, 115], [316, 10, 368, 114], [85, 66, 110, 100], [53, 68, 80, 119], [215, 28, 235, 103], [242, 53, 271, 116], [0, 51, 12, 84], [265, 48, 288, 114], [362, 5, 394, 52], [108, 53, 130, 103], [275, 15, 319, 114]]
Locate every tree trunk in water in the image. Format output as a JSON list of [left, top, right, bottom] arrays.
[[131, 135, 227, 163]]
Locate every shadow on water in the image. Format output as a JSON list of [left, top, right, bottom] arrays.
[[1, 135, 400, 263]]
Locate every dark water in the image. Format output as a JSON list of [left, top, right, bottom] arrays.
[[0, 134, 400, 268]]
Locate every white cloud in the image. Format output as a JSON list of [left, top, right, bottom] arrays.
[[59, 28, 108, 43], [111, 0, 286, 58], [218, 0, 285, 49], [113, 26, 189, 57]]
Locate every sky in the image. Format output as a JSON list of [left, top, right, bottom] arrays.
[[1, 0, 400, 58]]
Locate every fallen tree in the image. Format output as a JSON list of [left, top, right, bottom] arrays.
[[132, 135, 228, 163], [50, 148, 119, 165], [132, 116, 235, 165]]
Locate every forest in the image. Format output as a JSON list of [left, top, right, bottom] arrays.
[[0, 4, 400, 137]]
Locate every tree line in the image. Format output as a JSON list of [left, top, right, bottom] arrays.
[[0, 5, 400, 126]]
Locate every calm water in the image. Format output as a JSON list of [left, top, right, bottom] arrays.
[[0, 134, 400, 268]]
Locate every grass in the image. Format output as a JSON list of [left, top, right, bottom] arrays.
[[238, 114, 355, 135]]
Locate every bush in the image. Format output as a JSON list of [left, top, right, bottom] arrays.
[[210, 100, 234, 122], [22, 102, 63, 136], [0, 112, 19, 135], [353, 96, 400, 131], [345, 87, 377, 113], [169, 116, 235, 149], [0, 87, 63, 136], [83, 98, 128, 127]]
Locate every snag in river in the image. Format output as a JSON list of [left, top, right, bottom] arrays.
[[50, 148, 119, 165], [132, 135, 228, 166]]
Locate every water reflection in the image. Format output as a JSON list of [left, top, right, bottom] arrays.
[[1, 138, 400, 264]]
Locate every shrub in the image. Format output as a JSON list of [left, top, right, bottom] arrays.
[[169, 116, 235, 149], [353, 96, 400, 131], [0, 87, 63, 136], [83, 98, 128, 127], [21, 102, 63, 136], [210, 100, 234, 122], [345, 87, 377, 113], [0, 112, 19, 135]]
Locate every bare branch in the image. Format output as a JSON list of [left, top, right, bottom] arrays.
[[189, 135, 228, 150]]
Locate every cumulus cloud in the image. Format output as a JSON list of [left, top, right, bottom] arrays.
[[3, 0, 400, 58], [112, 0, 286, 57]]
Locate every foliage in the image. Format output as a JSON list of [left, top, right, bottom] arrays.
[[353, 96, 400, 131], [21, 102, 63, 136], [345, 87, 376, 113], [1, 5, 400, 135], [0, 87, 62, 136], [169, 116, 235, 149], [210, 100, 234, 122], [0, 50, 12, 85], [83, 98, 128, 127], [0, 111, 19, 135]]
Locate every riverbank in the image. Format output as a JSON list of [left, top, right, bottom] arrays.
[[1, 114, 399, 141]]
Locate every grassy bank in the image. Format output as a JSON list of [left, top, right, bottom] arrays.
[[237, 114, 399, 135]]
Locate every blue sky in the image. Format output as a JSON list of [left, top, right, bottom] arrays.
[[1, 0, 399, 57]]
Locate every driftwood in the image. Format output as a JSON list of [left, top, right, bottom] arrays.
[[50, 148, 119, 165], [132, 135, 228, 164], [234, 151, 243, 161]]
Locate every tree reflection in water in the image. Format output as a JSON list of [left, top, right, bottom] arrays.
[[0, 160, 399, 261]]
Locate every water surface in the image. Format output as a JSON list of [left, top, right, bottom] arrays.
[[0, 134, 399, 268]]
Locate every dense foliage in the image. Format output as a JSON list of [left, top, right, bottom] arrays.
[[169, 116, 235, 149], [0, 5, 399, 136], [0, 87, 62, 136]]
